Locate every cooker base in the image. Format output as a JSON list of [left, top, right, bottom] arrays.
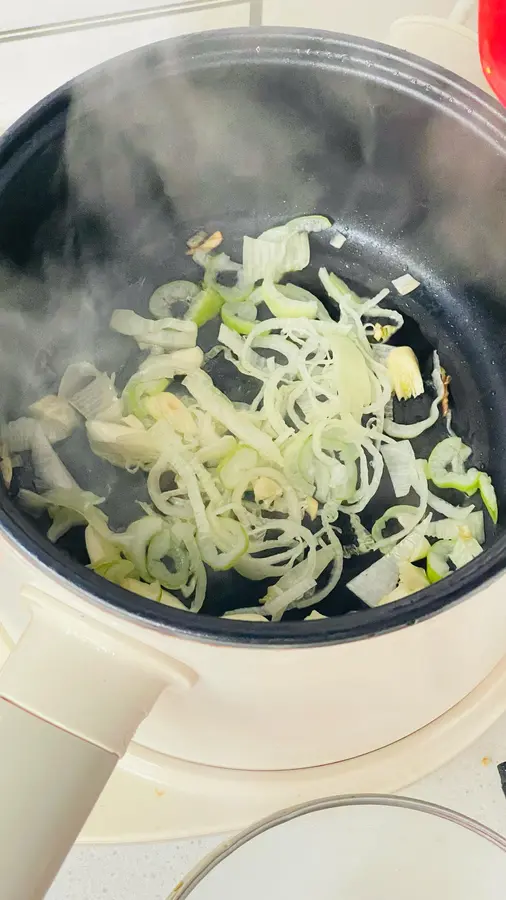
[[75, 650, 506, 843]]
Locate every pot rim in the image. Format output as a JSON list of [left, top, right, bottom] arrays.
[[170, 792, 506, 898], [1, 26, 506, 647]]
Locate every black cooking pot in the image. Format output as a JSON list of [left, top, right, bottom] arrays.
[[1, 27, 506, 646]]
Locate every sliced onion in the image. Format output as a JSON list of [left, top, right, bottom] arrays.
[[140, 349, 204, 381], [28, 395, 80, 443], [184, 371, 283, 466], [330, 231, 347, 250], [218, 445, 259, 490], [427, 490, 474, 520], [110, 310, 198, 350], [1, 417, 39, 453], [449, 535, 483, 568], [59, 362, 122, 422], [392, 273, 420, 295], [149, 280, 200, 319], [243, 217, 330, 285], [31, 427, 77, 491], [381, 440, 416, 498], [378, 562, 429, 605], [262, 278, 318, 319], [425, 511, 484, 543], [243, 231, 310, 284], [11, 214, 498, 622], [261, 574, 317, 621], [347, 554, 400, 606]]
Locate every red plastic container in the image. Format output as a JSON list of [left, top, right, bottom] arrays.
[[479, 0, 506, 104]]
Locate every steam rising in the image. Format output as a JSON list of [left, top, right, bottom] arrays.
[[0, 38, 506, 515], [422, 113, 506, 281], [0, 43, 331, 512], [63, 48, 326, 248]]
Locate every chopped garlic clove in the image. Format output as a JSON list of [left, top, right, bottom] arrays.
[[254, 476, 283, 504], [306, 496, 319, 520], [387, 346, 424, 401]]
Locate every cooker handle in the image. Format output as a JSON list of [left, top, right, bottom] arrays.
[[0, 586, 196, 900]]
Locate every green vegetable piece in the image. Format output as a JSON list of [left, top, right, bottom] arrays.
[[426, 540, 455, 583], [428, 437, 480, 495], [262, 279, 318, 319], [186, 287, 224, 326], [221, 300, 258, 335], [479, 472, 498, 524], [123, 378, 169, 420]]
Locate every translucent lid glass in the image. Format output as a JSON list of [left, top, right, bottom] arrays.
[[173, 795, 506, 900]]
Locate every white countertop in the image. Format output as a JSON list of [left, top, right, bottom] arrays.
[[47, 709, 506, 899]]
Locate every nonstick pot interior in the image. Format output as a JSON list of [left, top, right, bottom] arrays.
[[0, 28, 506, 646]]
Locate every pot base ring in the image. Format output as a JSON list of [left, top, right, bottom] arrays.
[[76, 651, 506, 843]]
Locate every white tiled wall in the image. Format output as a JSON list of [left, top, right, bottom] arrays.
[[0, 3, 251, 127], [262, 0, 462, 41], [2, 0, 227, 31]]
